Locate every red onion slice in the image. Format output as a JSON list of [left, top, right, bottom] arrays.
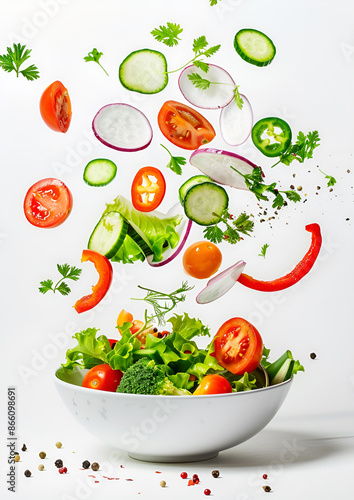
[[220, 94, 253, 146], [92, 103, 152, 152], [196, 261, 246, 304]]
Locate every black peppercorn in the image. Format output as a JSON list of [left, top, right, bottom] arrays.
[[24, 470, 31, 477], [21, 444, 27, 452], [82, 460, 90, 469], [262, 485, 272, 492], [211, 470, 220, 478], [55, 459, 63, 468], [91, 462, 100, 471], [310, 352, 317, 359]]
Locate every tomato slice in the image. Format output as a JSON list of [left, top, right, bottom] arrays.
[[158, 100, 215, 150], [193, 374, 232, 395], [39, 80, 72, 133], [24, 178, 73, 228], [213, 318, 263, 375], [131, 167, 166, 212], [82, 364, 123, 392]]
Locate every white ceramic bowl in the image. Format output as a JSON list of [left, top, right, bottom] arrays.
[[54, 367, 293, 463]]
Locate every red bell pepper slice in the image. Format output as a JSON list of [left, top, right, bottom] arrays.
[[238, 223, 322, 292], [74, 249, 113, 313], [131, 167, 166, 212]]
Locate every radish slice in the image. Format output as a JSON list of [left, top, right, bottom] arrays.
[[190, 148, 259, 190], [92, 103, 152, 152], [220, 94, 253, 146], [196, 261, 246, 304], [178, 64, 235, 110], [147, 203, 192, 267]]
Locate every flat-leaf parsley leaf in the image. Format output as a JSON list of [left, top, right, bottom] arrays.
[[0, 43, 39, 80], [203, 210, 254, 244], [39, 264, 82, 295], [160, 144, 186, 175], [151, 22, 183, 47], [84, 48, 109, 76]]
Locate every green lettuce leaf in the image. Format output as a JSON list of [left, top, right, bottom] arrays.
[[103, 196, 182, 262], [106, 323, 142, 371], [62, 328, 111, 370], [167, 313, 210, 340], [111, 235, 145, 264]]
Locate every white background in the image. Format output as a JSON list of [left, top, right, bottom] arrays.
[[0, 0, 353, 499]]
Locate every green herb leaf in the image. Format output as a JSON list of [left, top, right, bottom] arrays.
[[151, 22, 183, 47], [203, 44, 221, 58], [0, 43, 39, 80], [209, 0, 220, 5], [192, 59, 210, 72], [193, 36, 209, 54], [275, 130, 321, 167], [38, 279, 54, 294], [56, 282, 72, 296], [319, 169, 336, 187], [187, 72, 211, 90], [258, 243, 269, 258], [39, 264, 82, 295], [160, 144, 186, 175], [232, 85, 244, 109], [203, 209, 254, 245], [84, 48, 109, 75]]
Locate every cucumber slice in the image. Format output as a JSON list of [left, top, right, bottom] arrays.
[[183, 182, 229, 226], [119, 49, 168, 94], [234, 29, 276, 67], [83, 159, 117, 187], [179, 175, 212, 205], [88, 211, 128, 259]]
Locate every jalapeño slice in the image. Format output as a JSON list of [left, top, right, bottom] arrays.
[[252, 117, 292, 158]]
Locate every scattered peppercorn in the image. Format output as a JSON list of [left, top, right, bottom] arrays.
[[24, 470, 31, 477], [153, 327, 158, 333], [157, 332, 163, 338], [211, 470, 219, 478], [188, 479, 195, 486], [59, 467, 68, 474], [39, 451, 46, 459], [290, 184, 295, 189], [56, 442, 62, 449], [297, 186, 303, 191], [55, 459, 63, 468], [263, 485, 272, 492], [192, 474, 199, 483], [180, 472, 188, 479], [91, 462, 100, 471], [204, 489, 211, 495], [14, 454, 20, 462], [21, 444, 27, 452], [262, 473, 268, 479], [310, 352, 317, 359], [38, 464, 45, 471], [82, 460, 90, 469], [160, 480, 166, 487]]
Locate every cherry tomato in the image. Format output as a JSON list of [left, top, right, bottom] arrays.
[[183, 241, 222, 279], [24, 178, 73, 228], [158, 100, 215, 150], [82, 364, 123, 392], [108, 339, 118, 349], [213, 318, 263, 375], [40, 81, 72, 133], [193, 374, 232, 395], [131, 167, 166, 212]]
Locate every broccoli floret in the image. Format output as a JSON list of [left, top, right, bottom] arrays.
[[117, 358, 190, 395]]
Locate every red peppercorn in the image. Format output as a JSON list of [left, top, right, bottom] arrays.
[[59, 467, 67, 474], [263, 473, 268, 479], [181, 472, 188, 479], [188, 479, 195, 486], [204, 489, 211, 495], [192, 474, 199, 483]]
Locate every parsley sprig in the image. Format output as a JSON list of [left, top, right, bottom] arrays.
[[151, 22, 183, 47], [39, 264, 82, 295], [272, 131, 320, 167], [259, 244, 269, 258], [203, 210, 254, 244], [319, 169, 336, 187], [168, 36, 220, 74], [232, 166, 301, 209], [84, 48, 109, 75], [132, 282, 194, 325], [160, 144, 186, 175], [209, 0, 221, 4], [0, 43, 39, 80], [187, 72, 243, 109]]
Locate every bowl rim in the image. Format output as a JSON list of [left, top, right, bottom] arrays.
[[54, 366, 293, 399]]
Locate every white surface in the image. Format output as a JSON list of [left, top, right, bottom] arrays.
[[1, 0, 354, 498]]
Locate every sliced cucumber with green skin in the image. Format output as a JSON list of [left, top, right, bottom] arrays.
[[179, 175, 212, 205], [266, 351, 295, 385], [83, 159, 117, 187], [119, 49, 168, 94], [126, 223, 154, 257], [183, 182, 229, 226], [234, 29, 276, 67], [88, 211, 128, 259]]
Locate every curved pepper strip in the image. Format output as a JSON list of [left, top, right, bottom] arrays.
[[74, 249, 113, 313], [238, 223, 322, 292]]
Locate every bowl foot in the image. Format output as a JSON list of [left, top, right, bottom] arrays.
[[128, 451, 219, 463]]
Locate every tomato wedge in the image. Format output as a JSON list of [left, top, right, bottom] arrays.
[[39, 80, 72, 133], [24, 178, 73, 228], [82, 364, 123, 392], [213, 318, 263, 375], [158, 100, 215, 150], [74, 250, 113, 313], [131, 167, 166, 212]]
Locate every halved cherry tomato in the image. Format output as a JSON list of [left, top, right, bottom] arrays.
[[131, 167, 166, 212], [82, 364, 123, 392], [193, 374, 232, 395], [39, 80, 72, 133], [24, 178, 73, 228], [158, 100, 215, 150], [183, 241, 222, 279], [74, 250, 113, 314], [213, 318, 263, 375]]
